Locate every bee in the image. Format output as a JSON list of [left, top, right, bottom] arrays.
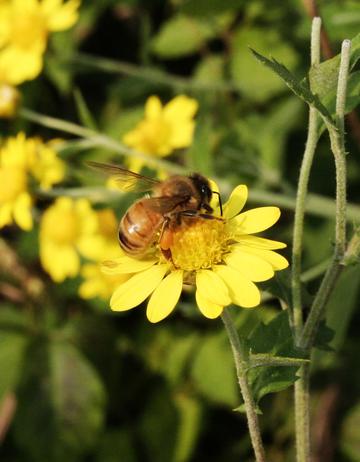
[[88, 162, 222, 261]]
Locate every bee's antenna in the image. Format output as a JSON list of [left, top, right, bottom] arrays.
[[212, 191, 223, 216]]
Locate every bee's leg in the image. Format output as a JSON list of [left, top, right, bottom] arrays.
[[176, 210, 224, 222], [158, 217, 176, 265]]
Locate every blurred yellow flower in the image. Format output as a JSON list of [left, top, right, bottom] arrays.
[[0, 0, 80, 85], [0, 132, 65, 230], [0, 83, 19, 117], [122, 95, 198, 173], [40, 197, 100, 282], [103, 184, 289, 323], [79, 263, 129, 301]]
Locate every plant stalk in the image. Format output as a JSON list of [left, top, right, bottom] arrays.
[[221, 309, 266, 462]]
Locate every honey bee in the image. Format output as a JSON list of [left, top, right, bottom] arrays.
[[88, 162, 222, 261]]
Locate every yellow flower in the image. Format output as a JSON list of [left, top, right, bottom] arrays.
[[40, 197, 100, 282], [103, 185, 289, 323], [0, 83, 20, 117], [122, 95, 198, 173], [0, 0, 80, 85], [78, 208, 131, 300], [79, 262, 129, 301], [0, 132, 65, 230]]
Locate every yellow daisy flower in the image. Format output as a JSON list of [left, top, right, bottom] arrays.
[[39, 197, 100, 282], [0, 0, 80, 85], [103, 185, 289, 323], [122, 95, 198, 173], [0, 132, 65, 230]]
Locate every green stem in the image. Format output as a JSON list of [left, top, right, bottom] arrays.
[[221, 309, 266, 462], [300, 39, 351, 351], [293, 18, 321, 462]]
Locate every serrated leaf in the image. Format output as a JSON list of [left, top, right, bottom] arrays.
[[250, 48, 336, 126], [14, 340, 106, 462], [246, 311, 303, 405], [230, 28, 299, 102], [309, 32, 360, 99]]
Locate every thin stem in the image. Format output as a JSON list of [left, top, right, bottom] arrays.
[[221, 309, 266, 462], [293, 18, 321, 462], [292, 17, 321, 341], [300, 39, 351, 350]]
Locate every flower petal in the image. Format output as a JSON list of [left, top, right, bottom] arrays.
[[214, 265, 261, 308], [110, 264, 168, 311], [13, 193, 33, 230], [223, 185, 248, 218], [146, 270, 183, 323], [102, 256, 157, 275], [196, 269, 231, 306], [163, 95, 198, 121], [233, 235, 287, 250], [240, 248, 289, 271], [145, 95, 162, 119], [233, 207, 281, 234], [224, 249, 274, 282], [195, 291, 223, 319]]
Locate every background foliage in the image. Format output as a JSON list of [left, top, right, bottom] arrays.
[[1, 0, 360, 461]]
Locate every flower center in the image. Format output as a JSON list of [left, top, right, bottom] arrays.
[[43, 210, 79, 244], [169, 219, 228, 271], [11, 13, 47, 50], [0, 165, 27, 203]]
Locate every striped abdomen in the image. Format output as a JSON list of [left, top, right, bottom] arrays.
[[119, 199, 163, 256]]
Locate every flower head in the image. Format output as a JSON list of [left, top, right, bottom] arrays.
[[39, 197, 100, 282], [0, 132, 65, 230], [103, 184, 289, 323], [122, 95, 198, 173], [0, 0, 80, 85]]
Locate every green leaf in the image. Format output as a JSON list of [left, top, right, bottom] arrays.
[[181, 0, 245, 16], [231, 28, 299, 102], [246, 311, 303, 405], [14, 339, 106, 462], [191, 333, 238, 407], [309, 32, 360, 99], [73, 88, 97, 130], [95, 430, 137, 462], [151, 14, 231, 59], [250, 48, 335, 126]]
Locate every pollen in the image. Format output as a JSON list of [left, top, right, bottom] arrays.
[[170, 219, 229, 271]]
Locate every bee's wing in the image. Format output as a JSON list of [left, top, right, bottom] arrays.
[[142, 196, 188, 214], [87, 161, 161, 192]]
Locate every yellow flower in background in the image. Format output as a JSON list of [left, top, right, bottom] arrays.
[[122, 95, 198, 173], [0, 83, 20, 117], [40, 197, 100, 282], [0, 0, 80, 85], [103, 185, 289, 323], [79, 263, 129, 301], [0, 132, 65, 230]]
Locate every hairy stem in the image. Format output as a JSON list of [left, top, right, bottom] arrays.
[[221, 309, 266, 462]]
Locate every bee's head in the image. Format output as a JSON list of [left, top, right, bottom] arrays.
[[189, 173, 213, 211]]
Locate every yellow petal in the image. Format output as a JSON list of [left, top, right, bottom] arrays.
[[146, 270, 183, 323], [145, 95, 162, 119], [196, 269, 231, 306], [233, 207, 281, 234], [223, 185, 248, 219], [110, 264, 168, 311], [13, 193, 33, 230], [0, 203, 12, 228], [214, 265, 261, 308], [195, 291, 223, 319], [224, 249, 274, 282], [233, 235, 287, 250], [163, 95, 198, 121], [102, 256, 157, 275], [42, 0, 80, 31], [240, 248, 289, 271]]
